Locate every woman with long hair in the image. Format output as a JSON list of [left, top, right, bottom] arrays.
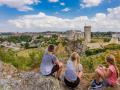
[[64, 52, 83, 88], [91, 54, 119, 89]]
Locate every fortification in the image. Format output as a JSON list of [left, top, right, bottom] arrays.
[[84, 26, 91, 43], [110, 34, 119, 44]]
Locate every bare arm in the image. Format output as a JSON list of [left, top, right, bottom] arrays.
[[77, 71, 83, 79], [76, 64, 83, 79]]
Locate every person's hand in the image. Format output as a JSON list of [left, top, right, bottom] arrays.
[[98, 65, 106, 70]]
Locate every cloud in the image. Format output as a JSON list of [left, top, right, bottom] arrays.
[[80, 0, 103, 8], [8, 6, 120, 32], [0, 0, 40, 11], [61, 8, 71, 12], [60, 2, 65, 6], [107, 6, 120, 19], [48, 0, 59, 3]]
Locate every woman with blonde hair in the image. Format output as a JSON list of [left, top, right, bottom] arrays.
[[91, 54, 119, 89], [64, 52, 83, 88]]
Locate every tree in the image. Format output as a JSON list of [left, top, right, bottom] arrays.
[[24, 42, 30, 49]]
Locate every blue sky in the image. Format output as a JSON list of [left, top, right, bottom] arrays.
[[0, 0, 120, 32]]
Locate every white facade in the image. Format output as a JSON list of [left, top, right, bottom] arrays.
[[110, 34, 119, 44]]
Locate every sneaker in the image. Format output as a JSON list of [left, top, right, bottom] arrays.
[[91, 80, 102, 89]]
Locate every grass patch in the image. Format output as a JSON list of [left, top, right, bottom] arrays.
[[0, 48, 44, 71]]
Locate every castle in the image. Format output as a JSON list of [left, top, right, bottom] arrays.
[[65, 26, 91, 43], [110, 33, 120, 44]]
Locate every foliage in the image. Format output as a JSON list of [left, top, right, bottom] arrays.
[[24, 42, 30, 49], [35, 34, 60, 47], [0, 48, 44, 71], [104, 44, 120, 50], [92, 32, 112, 38], [5, 35, 32, 43], [81, 50, 120, 73], [85, 44, 120, 56], [85, 48, 105, 56], [47, 35, 59, 45], [36, 35, 44, 39], [103, 37, 111, 42]]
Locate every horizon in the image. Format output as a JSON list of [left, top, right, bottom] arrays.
[[0, 0, 120, 32], [0, 30, 120, 33]]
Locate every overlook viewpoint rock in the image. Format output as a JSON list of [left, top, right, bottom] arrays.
[[0, 61, 120, 90], [0, 61, 83, 90]]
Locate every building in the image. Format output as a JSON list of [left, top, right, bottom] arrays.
[[84, 26, 91, 43], [115, 33, 120, 40], [65, 30, 84, 40], [110, 33, 120, 44], [0, 41, 20, 51]]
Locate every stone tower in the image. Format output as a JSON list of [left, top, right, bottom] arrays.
[[84, 26, 91, 43]]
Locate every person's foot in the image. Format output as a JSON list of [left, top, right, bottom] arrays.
[[91, 80, 102, 89]]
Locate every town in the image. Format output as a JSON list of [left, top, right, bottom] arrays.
[[0, 26, 120, 51]]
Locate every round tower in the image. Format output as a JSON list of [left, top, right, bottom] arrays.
[[84, 26, 91, 43]]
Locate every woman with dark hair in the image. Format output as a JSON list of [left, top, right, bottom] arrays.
[[40, 45, 63, 80]]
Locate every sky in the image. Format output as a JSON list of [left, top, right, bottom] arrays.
[[0, 0, 120, 32]]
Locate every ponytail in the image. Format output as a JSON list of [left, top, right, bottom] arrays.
[[106, 54, 119, 78], [71, 52, 80, 68], [113, 64, 119, 78]]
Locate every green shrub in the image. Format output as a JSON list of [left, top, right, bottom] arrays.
[[0, 48, 44, 71], [85, 44, 120, 56], [103, 37, 111, 42], [85, 48, 105, 56]]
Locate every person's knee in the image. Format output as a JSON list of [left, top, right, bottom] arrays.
[[95, 68, 105, 79], [58, 62, 63, 69], [95, 68, 102, 75]]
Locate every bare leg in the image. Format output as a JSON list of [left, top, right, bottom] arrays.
[[95, 72, 101, 84], [56, 62, 63, 79], [95, 68, 105, 84]]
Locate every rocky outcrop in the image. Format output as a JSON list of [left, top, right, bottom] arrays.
[[0, 61, 119, 90], [0, 71, 84, 90], [0, 61, 82, 90], [0, 61, 17, 79], [0, 72, 61, 90]]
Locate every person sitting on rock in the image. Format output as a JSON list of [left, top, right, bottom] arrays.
[[40, 44, 63, 80], [64, 52, 83, 88], [91, 54, 119, 89]]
